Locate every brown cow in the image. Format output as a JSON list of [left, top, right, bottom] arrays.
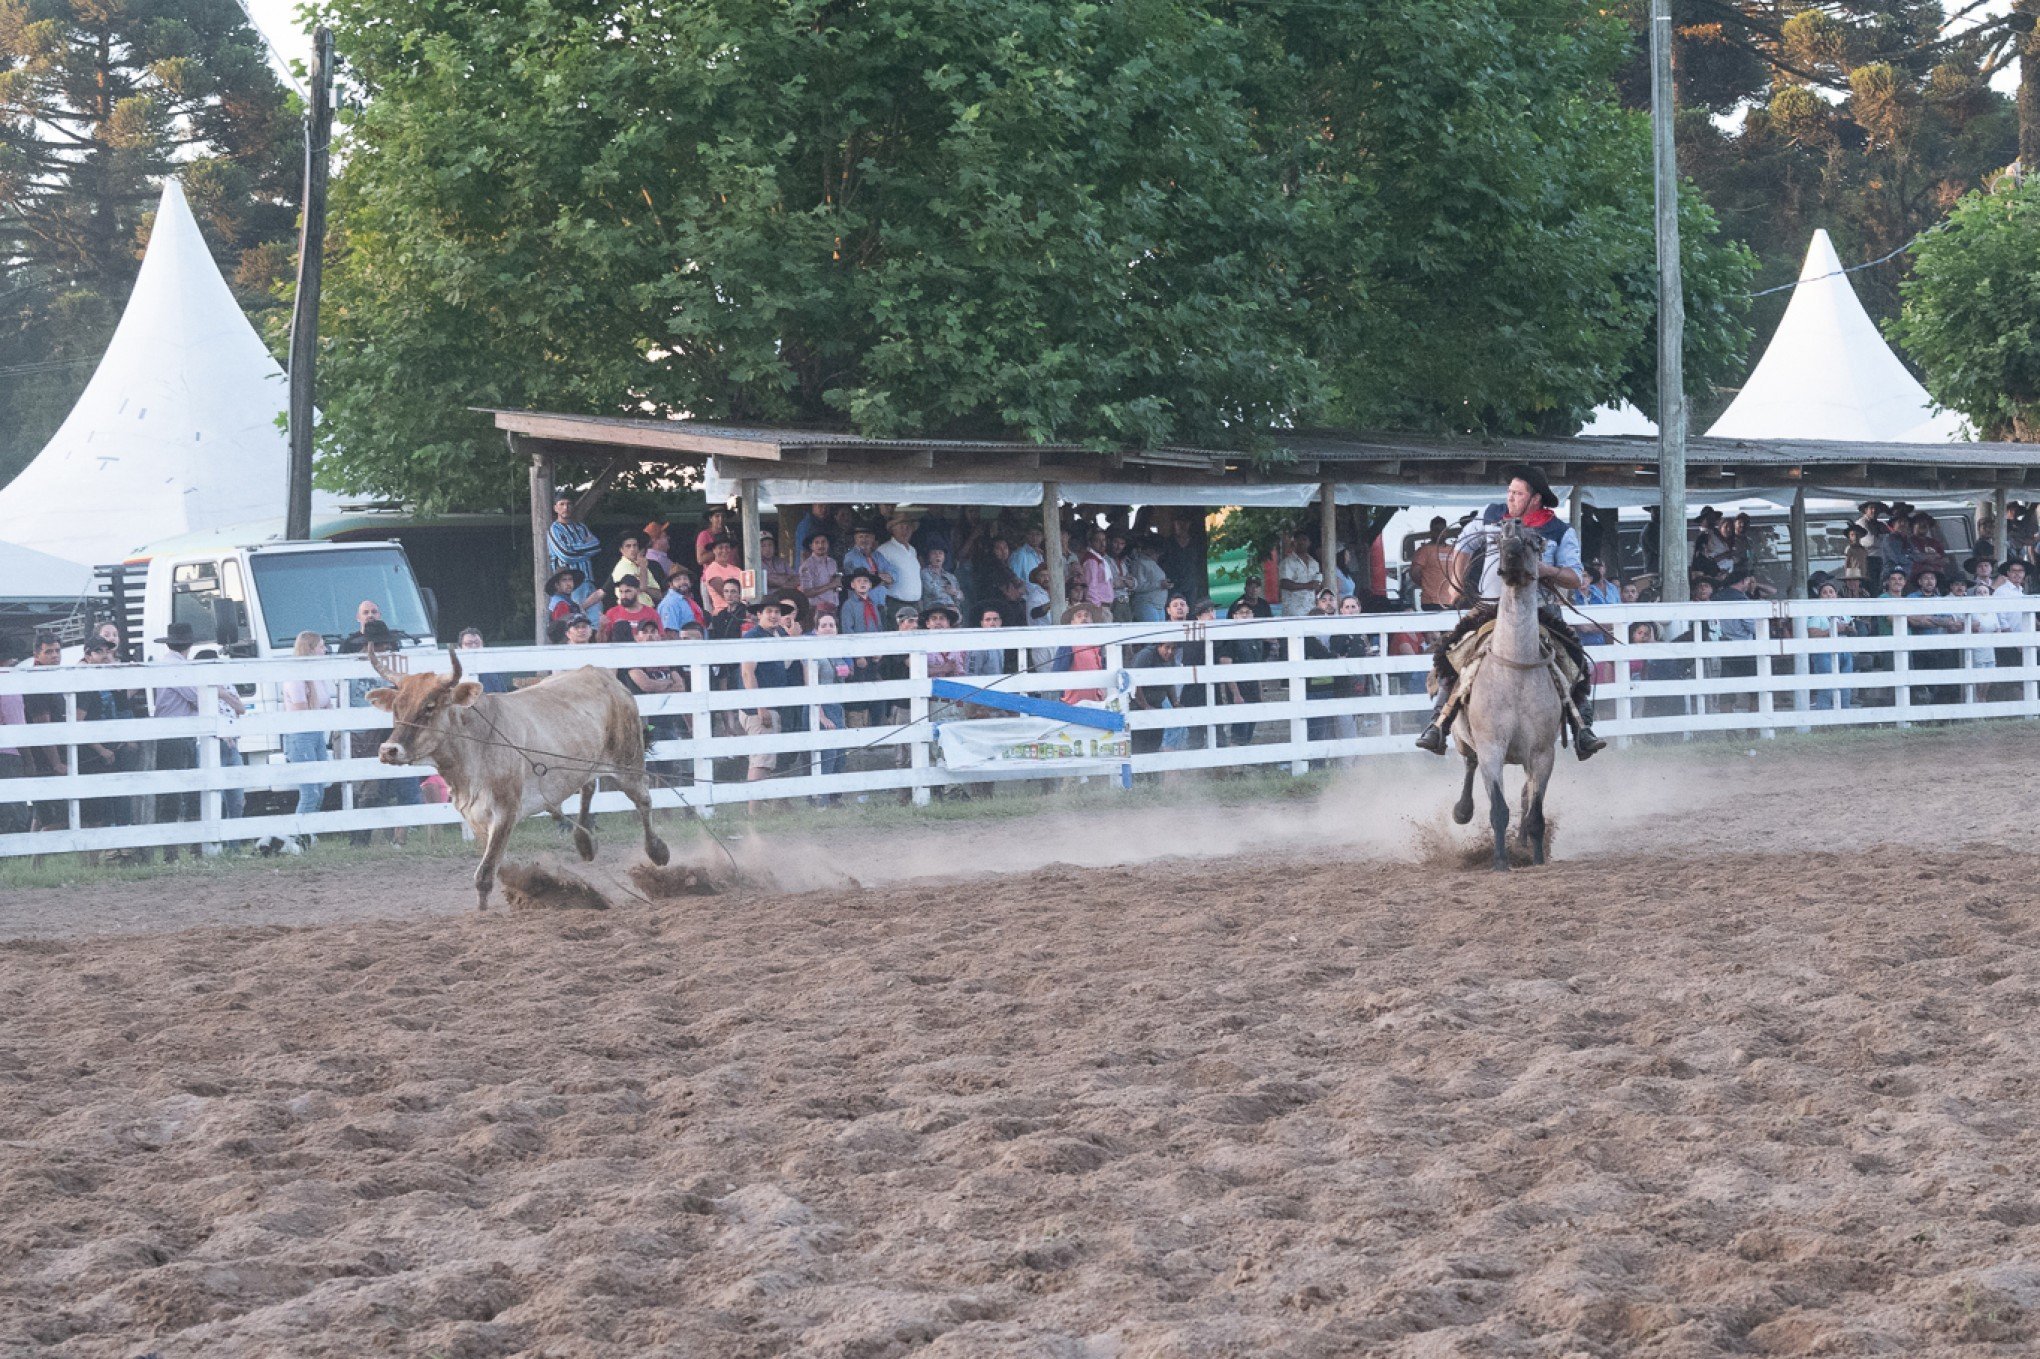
[[366, 647, 670, 909]]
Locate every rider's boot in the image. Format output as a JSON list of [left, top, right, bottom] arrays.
[[1573, 695, 1608, 761], [1414, 685, 1452, 755]]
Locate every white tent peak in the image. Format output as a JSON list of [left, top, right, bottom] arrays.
[[0, 177, 339, 566], [1705, 228, 1966, 445], [1579, 401, 1657, 436]]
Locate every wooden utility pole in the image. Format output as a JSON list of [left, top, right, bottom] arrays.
[[1650, 0, 1690, 603], [286, 26, 333, 542]]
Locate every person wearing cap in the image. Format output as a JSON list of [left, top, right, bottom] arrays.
[[1415, 465, 1605, 760], [545, 567, 605, 626], [643, 521, 675, 577], [602, 575, 661, 642], [842, 524, 890, 610], [739, 597, 801, 786], [877, 513, 924, 610], [840, 568, 885, 634], [657, 565, 705, 635], [74, 635, 139, 832]]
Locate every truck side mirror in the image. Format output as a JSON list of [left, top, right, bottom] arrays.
[[211, 597, 241, 648]]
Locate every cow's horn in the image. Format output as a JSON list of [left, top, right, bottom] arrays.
[[366, 643, 399, 681], [448, 645, 463, 684]]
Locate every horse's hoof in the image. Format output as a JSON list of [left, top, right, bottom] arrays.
[[646, 838, 671, 867], [1452, 804, 1473, 826]]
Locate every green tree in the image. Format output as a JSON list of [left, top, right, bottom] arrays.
[[316, 0, 1753, 510], [1613, 1, 2021, 360], [0, 0, 297, 484], [1890, 173, 2040, 440]]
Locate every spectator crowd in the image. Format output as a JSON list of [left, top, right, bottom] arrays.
[[5, 495, 2034, 854]]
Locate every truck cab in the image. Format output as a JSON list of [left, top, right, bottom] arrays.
[[104, 539, 438, 661]]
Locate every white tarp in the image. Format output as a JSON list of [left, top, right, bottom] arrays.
[[0, 540, 94, 601], [703, 459, 1317, 509], [936, 713, 1130, 770], [1574, 485, 1799, 510], [1337, 482, 1572, 509], [0, 179, 342, 566], [1706, 230, 1967, 443]]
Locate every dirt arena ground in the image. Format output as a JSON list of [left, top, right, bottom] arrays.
[[5, 727, 2040, 1357]]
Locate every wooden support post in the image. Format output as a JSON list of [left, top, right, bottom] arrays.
[[524, 437, 554, 645], [1992, 486, 2009, 559], [1320, 482, 1338, 600], [1788, 486, 1810, 598], [1042, 482, 1068, 624], [739, 478, 764, 599]]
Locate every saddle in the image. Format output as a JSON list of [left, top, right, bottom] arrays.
[[1428, 619, 1582, 737]]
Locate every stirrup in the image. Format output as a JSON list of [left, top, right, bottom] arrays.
[[1415, 723, 1448, 755], [1574, 725, 1607, 761]]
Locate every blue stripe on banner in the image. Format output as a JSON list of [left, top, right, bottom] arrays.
[[929, 681, 1127, 731]]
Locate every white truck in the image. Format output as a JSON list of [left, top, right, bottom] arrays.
[[100, 537, 439, 662]]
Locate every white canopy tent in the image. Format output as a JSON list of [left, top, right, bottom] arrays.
[[1579, 401, 1658, 437], [1706, 229, 1966, 444], [0, 179, 341, 567], [0, 540, 94, 601]]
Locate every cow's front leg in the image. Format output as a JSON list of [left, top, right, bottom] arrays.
[[474, 813, 514, 910], [573, 781, 597, 861]]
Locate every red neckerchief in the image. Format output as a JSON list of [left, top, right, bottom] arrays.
[[1519, 507, 1556, 529]]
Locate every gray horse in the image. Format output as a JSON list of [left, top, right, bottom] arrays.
[[1451, 519, 1563, 870]]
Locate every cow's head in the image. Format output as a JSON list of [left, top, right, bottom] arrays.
[[365, 646, 483, 764]]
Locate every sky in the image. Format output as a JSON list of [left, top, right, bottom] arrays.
[[242, 0, 2018, 98]]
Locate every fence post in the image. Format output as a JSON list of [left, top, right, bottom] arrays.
[[198, 722, 223, 856], [2022, 602, 2038, 710], [63, 692, 81, 836], [1893, 615, 1912, 729], [1288, 634, 1309, 776], [1791, 611, 1810, 735], [1756, 617, 1776, 742], [909, 651, 931, 806], [690, 661, 715, 818], [807, 659, 823, 786], [1104, 643, 1128, 788]]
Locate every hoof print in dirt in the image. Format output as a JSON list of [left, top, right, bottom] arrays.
[[497, 861, 613, 912], [628, 862, 719, 898]]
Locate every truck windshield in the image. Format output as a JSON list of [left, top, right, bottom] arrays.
[[247, 547, 434, 648]]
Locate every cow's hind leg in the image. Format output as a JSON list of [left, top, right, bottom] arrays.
[[572, 781, 597, 861], [475, 813, 515, 910], [618, 770, 670, 866], [1452, 749, 1478, 825]]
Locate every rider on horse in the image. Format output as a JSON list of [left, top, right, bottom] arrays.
[[1414, 465, 1608, 761]]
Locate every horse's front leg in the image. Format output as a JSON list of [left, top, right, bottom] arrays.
[[1453, 750, 1478, 825], [1520, 747, 1554, 866], [1482, 749, 1510, 872]]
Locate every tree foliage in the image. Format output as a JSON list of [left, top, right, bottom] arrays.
[[1613, 0, 2020, 352], [0, 0, 297, 484], [1890, 173, 2040, 440], [316, 0, 1753, 510]]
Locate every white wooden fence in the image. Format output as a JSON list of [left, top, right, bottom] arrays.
[[1, 596, 2033, 859]]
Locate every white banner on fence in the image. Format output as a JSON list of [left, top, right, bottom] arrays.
[[936, 715, 1131, 770]]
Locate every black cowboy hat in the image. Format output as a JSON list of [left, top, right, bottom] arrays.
[[546, 566, 586, 591], [1502, 464, 1557, 509], [845, 566, 877, 586], [919, 602, 962, 627], [156, 621, 198, 647]]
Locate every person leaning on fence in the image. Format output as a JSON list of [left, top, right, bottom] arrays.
[[74, 634, 139, 833], [280, 629, 336, 842], [344, 620, 421, 847], [1414, 465, 1606, 760]]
